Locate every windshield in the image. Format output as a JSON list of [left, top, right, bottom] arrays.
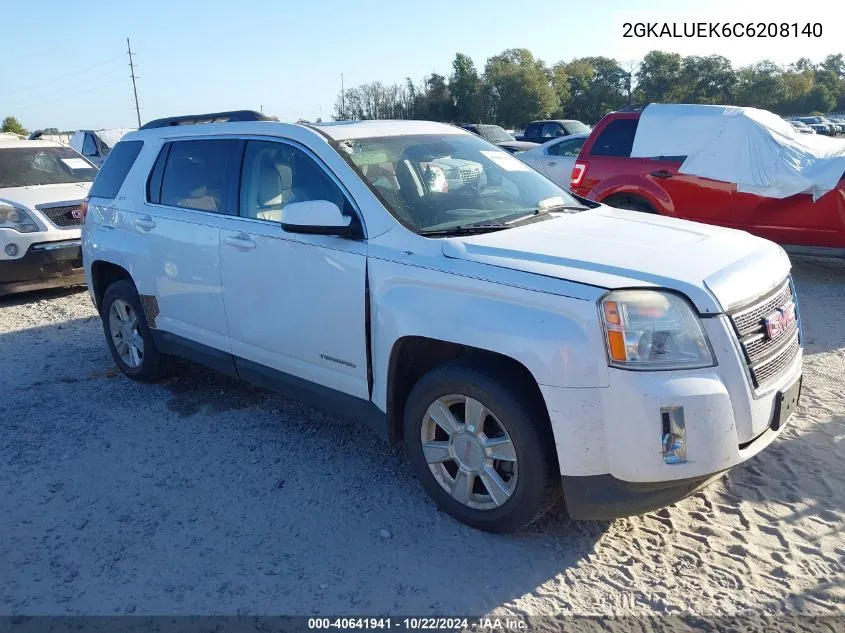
[[0, 146, 98, 188], [336, 133, 582, 233], [563, 121, 591, 134], [479, 125, 514, 143]]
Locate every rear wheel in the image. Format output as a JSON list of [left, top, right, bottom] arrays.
[[403, 362, 560, 533], [101, 279, 172, 382]]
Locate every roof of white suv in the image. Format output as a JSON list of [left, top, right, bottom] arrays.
[[123, 116, 469, 144], [311, 120, 470, 140]]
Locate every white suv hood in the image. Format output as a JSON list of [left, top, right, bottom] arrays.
[[441, 206, 791, 314], [0, 182, 91, 210]]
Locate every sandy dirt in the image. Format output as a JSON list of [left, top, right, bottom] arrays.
[[0, 256, 843, 620]]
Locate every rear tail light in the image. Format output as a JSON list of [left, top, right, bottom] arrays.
[[570, 161, 587, 187], [79, 198, 89, 222]]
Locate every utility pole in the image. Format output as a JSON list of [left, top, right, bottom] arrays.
[[341, 73, 345, 119], [127, 38, 141, 128]]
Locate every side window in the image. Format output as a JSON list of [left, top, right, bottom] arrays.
[[239, 140, 348, 223], [524, 123, 541, 138], [589, 119, 639, 157], [146, 143, 170, 204], [554, 138, 586, 158], [82, 133, 98, 157], [543, 123, 563, 138], [88, 140, 144, 199], [159, 139, 239, 214]]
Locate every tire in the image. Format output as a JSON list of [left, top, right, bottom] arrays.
[[604, 195, 655, 213], [403, 361, 561, 533], [101, 279, 172, 382]]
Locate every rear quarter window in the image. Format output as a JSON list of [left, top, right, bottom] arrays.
[[88, 140, 144, 199], [588, 119, 639, 157]]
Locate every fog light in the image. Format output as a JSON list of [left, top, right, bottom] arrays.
[[661, 406, 687, 464], [5, 243, 19, 257]]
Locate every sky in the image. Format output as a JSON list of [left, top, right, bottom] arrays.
[[1, 0, 842, 131]]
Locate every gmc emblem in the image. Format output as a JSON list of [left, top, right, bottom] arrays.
[[764, 301, 796, 340], [71, 209, 83, 219]]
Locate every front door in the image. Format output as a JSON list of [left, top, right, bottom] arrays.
[[219, 139, 369, 399], [644, 158, 735, 226]]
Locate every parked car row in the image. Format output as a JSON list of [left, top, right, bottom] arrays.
[[29, 128, 135, 165], [791, 116, 844, 136]]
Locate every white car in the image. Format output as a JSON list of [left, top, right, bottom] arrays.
[[70, 128, 135, 166], [788, 120, 816, 135], [518, 134, 589, 186], [82, 111, 803, 533], [1, 139, 97, 295]]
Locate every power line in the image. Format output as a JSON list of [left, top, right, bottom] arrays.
[[8, 66, 127, 108], [127, 38, 142, 128], [0, 55, 125, 98]]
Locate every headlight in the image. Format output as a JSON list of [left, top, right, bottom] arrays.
[[444, 167, 460, 179], [599, 290, 715, 370], [0, 204, 39, 233]]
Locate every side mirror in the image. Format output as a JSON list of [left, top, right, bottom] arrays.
[[280, 200, 355, 236]]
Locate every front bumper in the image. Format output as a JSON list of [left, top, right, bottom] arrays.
[[540, 314, 803, 519], [0, 240, 84, 296], [562, 471, 724, 520]]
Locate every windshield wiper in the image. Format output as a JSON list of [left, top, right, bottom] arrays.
[[492, 204, 590, 226], [418, 224, 509, 237]]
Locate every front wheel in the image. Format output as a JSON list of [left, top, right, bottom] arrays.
[[403, 362, 561, 533]]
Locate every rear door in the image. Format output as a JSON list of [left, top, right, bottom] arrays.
[[731, 186, 845, 248], [141, 137, 238, 353]]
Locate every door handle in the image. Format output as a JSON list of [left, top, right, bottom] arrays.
[[135, 216, 156, 231], [225, 234, 257, 251], [546, 161, 558, 166], [650, 170, 673, 179]]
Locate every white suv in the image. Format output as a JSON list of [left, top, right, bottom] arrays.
[[1, 138, 97, 295], [82, 111, 803, 533]]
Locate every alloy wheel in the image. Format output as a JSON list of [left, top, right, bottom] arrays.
[[108, 298, 144, 369], [420, 394, 518, 510]]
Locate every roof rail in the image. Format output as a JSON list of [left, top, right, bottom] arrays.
[[616, 103, 650, 113], [139, 110, 271, 130]]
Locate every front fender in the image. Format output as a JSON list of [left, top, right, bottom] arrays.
[[368, 258, 610, 412]]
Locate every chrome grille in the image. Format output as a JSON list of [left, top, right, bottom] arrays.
[[751, 335, 800, 387], [459, 166, 481, 183], [40, 204, 83, 228], [728, 278, 800, 388]]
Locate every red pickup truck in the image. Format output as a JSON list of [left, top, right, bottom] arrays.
[[570, 110, 845, 258]]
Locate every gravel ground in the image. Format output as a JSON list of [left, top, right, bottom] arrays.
[[1, 257, 843, 619]]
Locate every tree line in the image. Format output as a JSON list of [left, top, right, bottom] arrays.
[[333, 50, 845, 128]]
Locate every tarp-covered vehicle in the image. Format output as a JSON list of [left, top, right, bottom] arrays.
[[571, 104, 845, 258]]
